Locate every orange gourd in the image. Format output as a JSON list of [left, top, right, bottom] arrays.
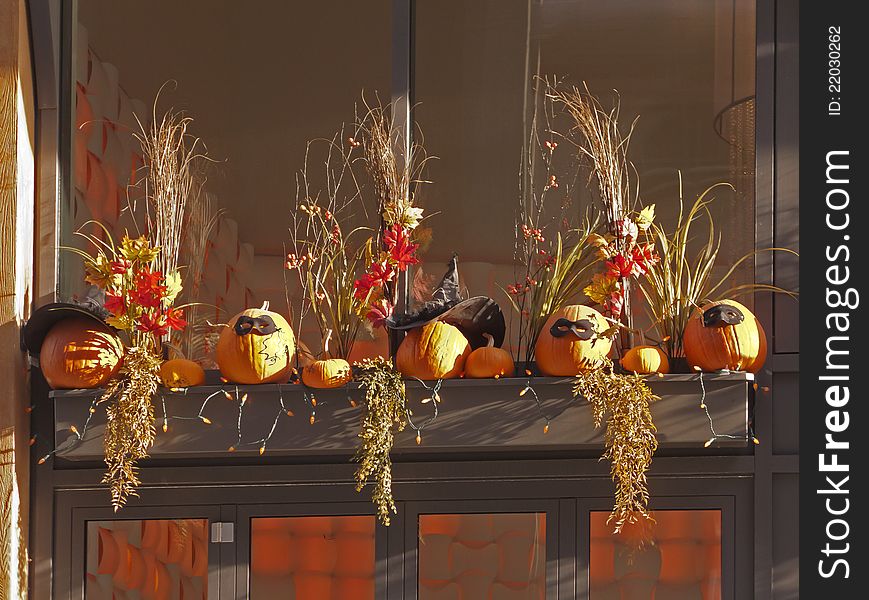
[[396, 321, 470, 380], [39, 317, 124, 389], [535, 305, 612, 376], [683, 299, 766, 373], [620, 345, 669, 374], [216, 302, 296, 384], [160, 358, 206, 388], [465, 333, 515, 378], [302, 330, 352, 388]]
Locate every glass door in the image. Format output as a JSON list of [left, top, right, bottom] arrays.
[[63, 504, 223, 599], [236, 503, 384, 599], [404, 500, 559, 599]]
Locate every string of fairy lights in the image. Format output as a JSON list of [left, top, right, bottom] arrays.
[[32, 370, 765, 464]]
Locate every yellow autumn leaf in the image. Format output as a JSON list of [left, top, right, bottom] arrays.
[[636, 204, 656, 230], [583, 272, 618, 305], [120, 235, 160, 263], [164, 270, 183, 304]]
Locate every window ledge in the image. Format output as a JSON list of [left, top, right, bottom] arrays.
[[50, 372, 753, 463]]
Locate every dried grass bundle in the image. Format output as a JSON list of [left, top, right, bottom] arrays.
[[134, 90, 208, 278]]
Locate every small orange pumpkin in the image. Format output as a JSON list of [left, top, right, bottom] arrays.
[[396, 321, 470, 380], [40, 317, 124, 389], [465, 333, 515, 378], [160, 358, 206, 387], [621, 345, 670, 374], [683, 299, 766, 373], [216, 302, 296, 384], [535, 305, 612, 376], [302, 330, 353, 389]]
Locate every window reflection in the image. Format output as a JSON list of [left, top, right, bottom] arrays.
[[250, 515, 375, 599], [589, 510, 722, 600], [418, 513, 546, 599], [86, 519, 209, 599], [413, 0, 757, 348]]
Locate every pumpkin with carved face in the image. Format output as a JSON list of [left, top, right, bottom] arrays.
[[216, 302, 296, 384]]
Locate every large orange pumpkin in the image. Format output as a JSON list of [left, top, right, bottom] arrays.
[[39, 317, 123, 389], [535, 305, 612, 376], [160, 358, 206, 387], [683, 299, 766, 373], [465, 333, 515, 378], [396, 321, 470, 380], [216, 302, 296, 384], [620, 345, 669, 374]]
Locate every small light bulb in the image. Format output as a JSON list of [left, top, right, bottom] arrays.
[[519, 387, 528, 397], [259, 445, 266, 456], [241, 393, 249, 405], [223, 391, 233, 400], [309, 414, 316, 425], [421, 397, 431, 404], [543, 423, 550, 434], [286, 410, 295, 417], [310, 397, 317, 407], [700, 403, 706, 410], [38, 455, 49, 465], [201, 417, 212, 425], [704, 438, 715, 448], [433, 392, 441, 403], [416, 432, 422, 445], [228, 446, 236, 452], [752, 437, 760, 445], [29, 437, 36, 447], [162, 421, 168, 433], [70, 425, 79, 436]]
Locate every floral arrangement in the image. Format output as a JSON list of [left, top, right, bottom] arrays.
[[68, 229, 187, 508], [583, 204, 659, 323], [353, 98, 429, 325], [547, 80, 647, 355], [507, 79, 599, 368], [65, 95, 205, 509], [288, 124, 374, 361]]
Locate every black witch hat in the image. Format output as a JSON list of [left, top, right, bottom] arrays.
[[21, 302, 112, 356], [385, 255, 506, 349]]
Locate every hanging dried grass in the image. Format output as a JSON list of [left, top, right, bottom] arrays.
[[574, 361, 658, 533], [353, 357, 408, 525], [100, 345, 162, 510]]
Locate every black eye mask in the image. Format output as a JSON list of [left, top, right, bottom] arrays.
[[549, 318, 596, 340], [234, 315, 277, 336], [702, 304, 745, 328]]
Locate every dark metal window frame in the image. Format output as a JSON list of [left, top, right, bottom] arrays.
[[50, 473, 751, 599]]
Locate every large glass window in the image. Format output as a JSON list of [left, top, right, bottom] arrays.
[[413, 0, 757, 339], [68, 0, 757, 360], [69, 0, 393, 360]]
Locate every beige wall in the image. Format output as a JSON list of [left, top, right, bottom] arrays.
[[0, 0, 35, 595]]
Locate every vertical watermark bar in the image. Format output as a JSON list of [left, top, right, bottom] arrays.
[[801, 2, 865, 596]]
